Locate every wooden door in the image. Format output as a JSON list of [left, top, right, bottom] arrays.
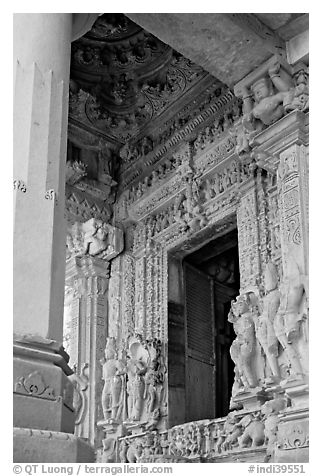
[[184, 262, 215, 422]]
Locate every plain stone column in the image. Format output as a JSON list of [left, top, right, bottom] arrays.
[[13, 14, 72, 340], [13, 14, 97, 462]]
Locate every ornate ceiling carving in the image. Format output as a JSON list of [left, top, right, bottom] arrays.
[[69, 13, 220, 146]]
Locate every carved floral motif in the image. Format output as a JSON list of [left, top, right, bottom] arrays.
[[15, 371, 55, 400]]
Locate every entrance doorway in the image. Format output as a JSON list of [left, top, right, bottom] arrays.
[[183, 228, 240, 421]]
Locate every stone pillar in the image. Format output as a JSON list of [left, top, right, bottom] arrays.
[[65, 256, 110, 447], [13, 13, 73, 341], [65, 219, 124, 449], [13, 13, 98, 463]]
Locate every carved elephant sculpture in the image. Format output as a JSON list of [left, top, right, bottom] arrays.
[[238, 416, 265, 448]]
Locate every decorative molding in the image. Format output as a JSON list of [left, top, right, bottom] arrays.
[[13, 179, 27, 193], [14, 371, 55, 400]]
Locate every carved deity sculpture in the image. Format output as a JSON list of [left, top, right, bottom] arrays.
[[83, 218, 111, 256], [242, 61, 293, 134], [126, 341, 148, 422], [67, 218, 123, 260], [229, 295, 258, 391], [100, 338, 127, 422], [255, 262, 281, 382], [273, 252, 307, 379]]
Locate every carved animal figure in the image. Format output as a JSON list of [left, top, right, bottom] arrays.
[[126, 440, 143, 463], [238, 414, 265, 448]]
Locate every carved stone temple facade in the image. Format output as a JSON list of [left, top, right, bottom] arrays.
[[13, 13, 309, 463]]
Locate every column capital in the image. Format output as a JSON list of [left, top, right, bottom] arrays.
[[66, 218, 124, 261]]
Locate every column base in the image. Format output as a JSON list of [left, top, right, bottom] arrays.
[[13, 335, 75, 432], [231, 387, 269, 411], [13, 427, 95, 463], [273, 410, 309, 463]]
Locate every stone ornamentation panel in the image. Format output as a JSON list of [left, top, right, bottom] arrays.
[[116, 396, 287, 463]]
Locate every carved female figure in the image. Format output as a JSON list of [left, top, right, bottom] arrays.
[[129, 361, 146, 421], [228, 295, 257, 389]]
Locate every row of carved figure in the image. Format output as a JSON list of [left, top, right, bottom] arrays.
[[120, 101, 243, 201], [117, 397, 285, 463], [118, 84, 232, 168], [131, 160, 254, 244], [98, 336, 166, 430], [123, 147, 255, 213], [120, 61, 309, 191], [229, 256, 308, 401]]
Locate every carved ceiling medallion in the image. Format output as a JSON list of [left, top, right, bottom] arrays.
[[69, 14, 215, 145]]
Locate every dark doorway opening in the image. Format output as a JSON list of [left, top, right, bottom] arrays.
[[183, 228, 240, 420]]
